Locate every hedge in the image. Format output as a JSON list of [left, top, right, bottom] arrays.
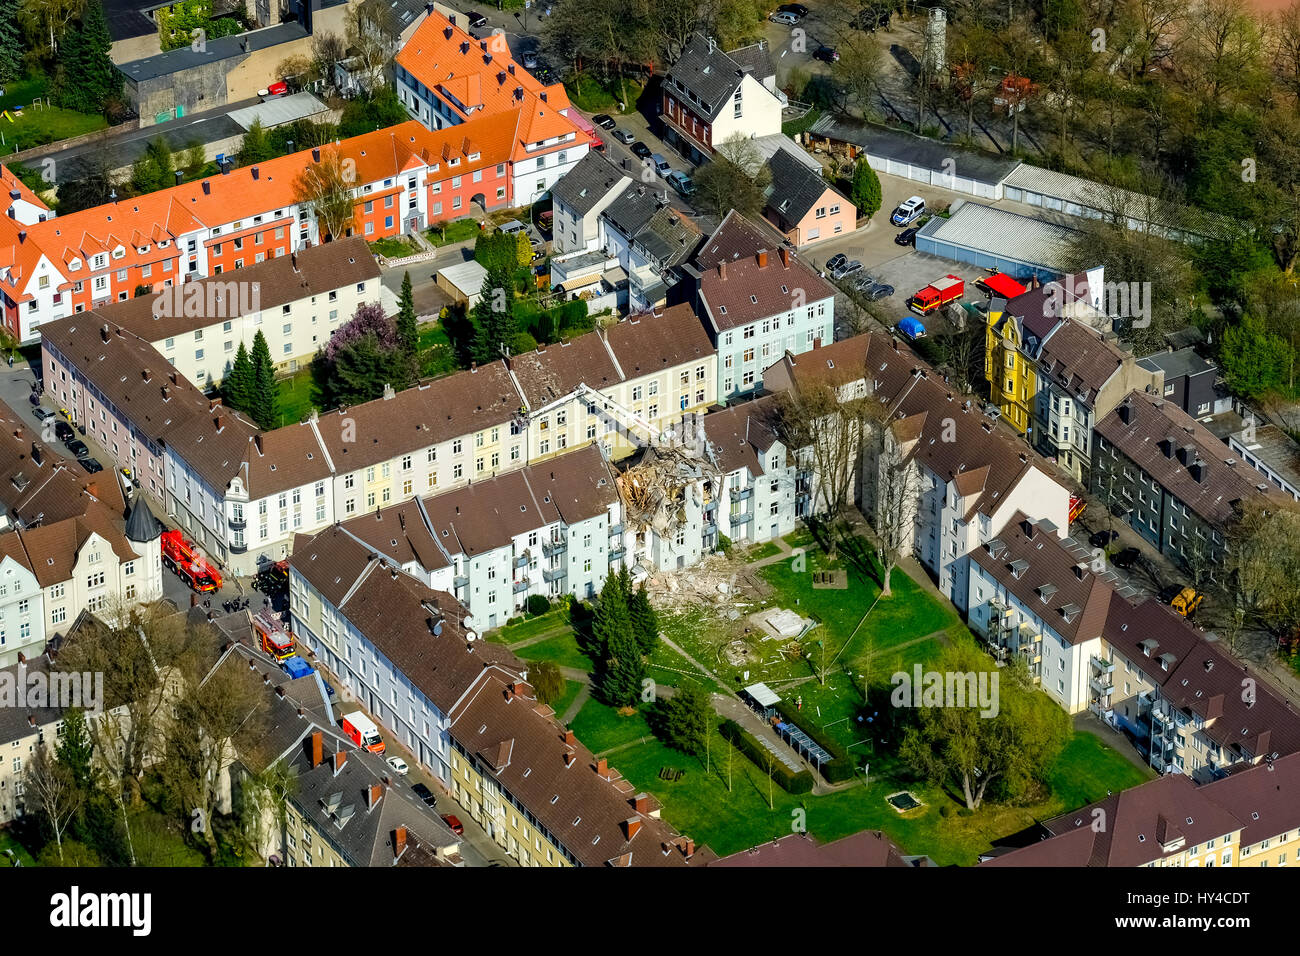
[[771, 700, 857, 783], [719, 720, 814, 795]]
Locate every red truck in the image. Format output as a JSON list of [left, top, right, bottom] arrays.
[[161, 529, 223, 592], [253, 608, 294, 662], [910, 274, 965, 314], [342, 711, 385, 754]]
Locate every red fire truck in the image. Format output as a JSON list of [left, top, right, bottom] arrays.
[[253, 609, 294, 662], [161, 529, 223, 592]]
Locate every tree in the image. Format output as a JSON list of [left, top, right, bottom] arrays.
[[19, 0, 83, 61], [0, 0, 25, 81], [129, 136, 175, 196], [56, 709, 96, 795], [850, 157, 882, 219], [25, 741, 83, 863], [628, 583, 659, 655], [1220, 313, 1291, 399], [529, 661, 567, 706], [692, 134, 771, 220], [339, 86, 409, 138], [238, 762, 296, 862], [864, 407, 920, 597], [472, 267, 519, 365], [319, 303, 415, 406], [1223, 497, 1300, 643], [656, 682, 713, 756], [346, 0, 398, 86], [250, 331, 280, 429], [54, 155, 116, 213], [898, 642, 1069, 810], [293, 150, 356, 241], [592, 572, 646, 707], [237, 118, 275, 167], [53, 0, 120, 114], [837, 34, 884, 116], [223, 341, 255, 413], [312, 31, 346, 89], [396, 271, 419, 360]]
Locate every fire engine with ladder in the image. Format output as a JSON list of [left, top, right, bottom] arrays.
[[252, 608, 295, 662], [161, 529, 223, 592]]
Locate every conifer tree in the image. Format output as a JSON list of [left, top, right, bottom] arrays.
[[223, 341, 254, 413], [250, 331, 280, 429]]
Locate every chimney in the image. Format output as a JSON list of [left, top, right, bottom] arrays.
[[254, 433, 264, 454], [31, 442, 41, 466], [1177, 444, 1195, 466], [312, 147, 321, 163], [395, 825, 408, 857], [563, 752, 575, 767], [596, 757, 609, 778], [1118, 399, 1132, 425], [142, 367, 151, 382], [811, 337, 821, 350], [564, 729, 576, 746], [683, 837, 695, 858], [169, 370, 179, 386], [333, 750, 347, 774], [308, 731, 323, 768], [1159, 436, 1174, 458], [425, 1, 433, 15], [622, 817, 642, 839], [17, 230, 25, 244], [100, 324, 109, 343], [1190, 458, 1207, 483], [633, 792, 651, 813], [508, 63, 515, 75], [161, 384, 172, 400], [252, 167, 260, 180], [202, 180, 210, 195], [367, 783, 383, 808], [778, 246, 790, 267], [756, 249, 768, 268], [174, 170, 184, 185], [717, 261, 727, 280]]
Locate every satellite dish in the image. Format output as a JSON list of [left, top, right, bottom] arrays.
[[432, 621, 443, 636], [465, 630, 477, 642]]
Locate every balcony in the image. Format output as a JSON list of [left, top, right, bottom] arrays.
[[1091, 655, 1116, 674], [513, 578, 530, 593], [542, 538, 567, 558], [229, 539, 247, 554], [454, 575, 469, 588], [514, 552, 529, 569], [703, 522, 717, 536], [609, 547, 626, 561], [608, 523, 623, 537], [735, 487, 753, 501], [730, 511, 753, 525], [543, 566, 567, 583], [1090, 675, 1114, 697], [228, 515, 246, 531]]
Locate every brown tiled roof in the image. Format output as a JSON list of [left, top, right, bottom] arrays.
[[1000, 274, 1095, 345], [420, 467, 561, 558], [970, 511, 1112, 644], [517, 444, 618, 526], [698, 244, 834, 333], [701, 395, 783, 476], [15, 499, 142, 587], [1095, 390, 1282, 530], [89, 238, 380, 341], [509, 335, 621, 407], [601, 304, 713, 380], [711, 830, 913, 867], [692, 209, 789, 270], [771, 336, 874, 392], [0, 399, 124, 524], [1036, 318, 1127, 407], [1203, 751, 1300, 848], [338, 498, 451, 572], [449, 674, 716, 867]]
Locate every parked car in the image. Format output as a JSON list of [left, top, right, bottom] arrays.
[[33, 407, 53, 423], [592, 113, 616, 130], [65, 439, 89, 458], [852, 273, 876, 292], [826, 253, 848, 274], [613, 128, 635, 145], [79, 457, 103, 474], [468, 11, 488, 27], [666, 170, 695, 197], [442, 814, 465, 835], [630, 141, 652, 160], [895, 226, 920, 246], [1112, 547, 1141, 569], [651, 153, 672, 176], [412, 783, 437, 807], [779, 3, 810, 16], [838, 259, 863, 278], [814, 45, 840, 63], [1089, 529, 1119, 549], [769, 10, 800, 24], [891, 195, 927, 225], [386, 756, 409, 776], [867, 283, 895, 300], [498, 219, 528, 236], [54, 420, 74, 443]]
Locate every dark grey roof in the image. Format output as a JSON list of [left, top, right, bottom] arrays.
[[0, 657, 66, 744], [764, 148, 843, 228], [123, 494, 162, 543], [102, 0, 158, 40], [807, 113, 1021, 186], [551, 151, 628, 218], [1138, 347, 1216, 382], [665, 35, 749, 121], [633, 206, 701, 269], [117, 23, 309, 83], [603, 184, 664, 242], [727, 41, 776, 83]]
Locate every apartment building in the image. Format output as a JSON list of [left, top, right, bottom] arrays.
[[1, 164, 52, 225], [1137, 346, 1224, 418], [0, 657, 72, 825], [1091, 390, 1283, 573], [986, 751, 1300, 867], [508, 304, 716, 463], [660, 35, 784, 165], [549, 151, 632, 256], [287, 529, 712, 866], [394, 10, 590, 205], [336, 445, 620, 628], [1030, 317, 1162, 483], [91, 239, 381, 387], [2, 117, 517, 342], [0, 536, 45, 668], [688, 214, 836, 402], [985, 273, 1105, 436], [966, 513, 1111, 711]]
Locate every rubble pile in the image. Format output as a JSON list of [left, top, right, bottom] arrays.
[[616, 442, 721, 539], [641, 551, 768, 612]]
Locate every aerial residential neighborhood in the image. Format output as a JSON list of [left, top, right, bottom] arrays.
[[0, 0, 1297, 932]]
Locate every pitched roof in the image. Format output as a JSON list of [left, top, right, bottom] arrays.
[[665, 35, 758, 121], [711, 830, 914, 867], [764, 148, 849, 230], [1035, 318, 1129, 407], [693, 209, 791, 270], [1095, 390, 1281, 530], [700, 395, 783, 477], [15, 499, 143, 588], [601, 304, 713, 380], [550, 151, 629, 218], [509, 335, 622, 407], [698, 240, 834, 333]]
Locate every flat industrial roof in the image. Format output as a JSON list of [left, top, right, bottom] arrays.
[[226, 92, 331, 131], [117, 22, 309, 83], [918, 202, 1078, 273]]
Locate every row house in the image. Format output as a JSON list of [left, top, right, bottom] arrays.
[[91, 238, 381, 388], [776, 332, 1070, 611], [687, 212, 837, 402], [395, 10, 590, 206], [2, 117, 516, 343], [1091, 390, 1285, 574], [987, 738, 1300, 868], [334, 445, 620, 630], [286, 528, 711, 866], [660, 35, 783, 166], [1030, 316, 1162, 483]]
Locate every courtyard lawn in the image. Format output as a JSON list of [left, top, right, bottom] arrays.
[[0, 830, 35, 867], [426, 218, 481, 246], [515, 630, 594, 672], [370, 236, 420, 259], [1045, 731, 1156, 807], [743, 540, 782, 562], [647, 641, 725, 696], [569, 697, 653, 754], [549, 679, 585, 720], [491, 607, 572, 645], [0, 78, 107, 156], [275, 367, 318, 425]]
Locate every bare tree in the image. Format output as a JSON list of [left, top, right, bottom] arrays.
[[313, 31, 346, 89], [239, 762, 297, 862], [346, 0, 398, 84], [864, 409, 920, 598], [24, 743, 82, 863], [294, 150, 358, 242]]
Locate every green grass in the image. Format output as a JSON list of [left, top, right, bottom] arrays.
[[515, 630, 594, 672], [549, 679, 585, 719], [744, 541, 782, 562], [0, 78, 108, 156], [1045, 731, 1156, 807], [0, 830, 35, 867], [275, 367, 319, 425], [563, 74, 647, 114], [426, 218, 482, 246], [493, 608, 571, 645], [647, 641, 725, 696], [370, 236, 420, 258], [569, 697, 653, 753]]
